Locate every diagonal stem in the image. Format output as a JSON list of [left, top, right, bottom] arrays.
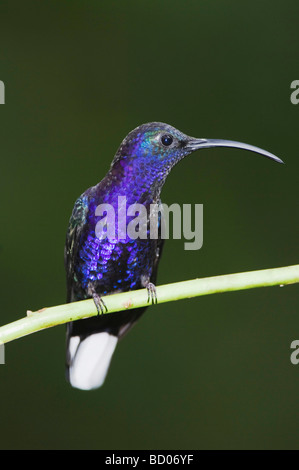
[[0, 264, 298, 345]]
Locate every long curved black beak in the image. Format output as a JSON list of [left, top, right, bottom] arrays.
[[186, 138, 284, 164]]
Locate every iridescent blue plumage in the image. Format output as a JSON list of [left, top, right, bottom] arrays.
[[65, 122, 283, 390]]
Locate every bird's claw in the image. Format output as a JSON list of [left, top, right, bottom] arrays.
[[92, 293, 108, 316], [140, 276, 158, 305], [146, 282, 157, 305]]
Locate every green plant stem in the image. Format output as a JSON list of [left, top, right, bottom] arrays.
[[0, 264, 298, 345]]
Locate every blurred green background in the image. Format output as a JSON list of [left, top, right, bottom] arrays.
[[0, 0, 298, 450]]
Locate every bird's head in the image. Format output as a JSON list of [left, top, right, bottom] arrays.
[[111, 122, 283, 192], [112, 122, 190, 168]]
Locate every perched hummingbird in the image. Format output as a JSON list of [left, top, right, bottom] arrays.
[[65, 122, 283, 390]]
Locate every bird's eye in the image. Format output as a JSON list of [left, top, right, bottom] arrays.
[[161, 134, 173, 147]]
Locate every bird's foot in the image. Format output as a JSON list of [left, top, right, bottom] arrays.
[[141, 276, 157, 305], [92, 293, 108, 316], [146, 282, 157, 305], [88, 284, 108, 316]]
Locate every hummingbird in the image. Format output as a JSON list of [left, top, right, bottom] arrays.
[[64, 122, 283, 390]]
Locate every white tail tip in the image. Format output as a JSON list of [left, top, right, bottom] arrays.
[[68, 332, 118, 390]]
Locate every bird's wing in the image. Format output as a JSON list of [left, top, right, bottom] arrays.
[[64, 193, 89, 302]]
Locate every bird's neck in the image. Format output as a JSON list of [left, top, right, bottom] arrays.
[[100, 159, 167, 205]]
